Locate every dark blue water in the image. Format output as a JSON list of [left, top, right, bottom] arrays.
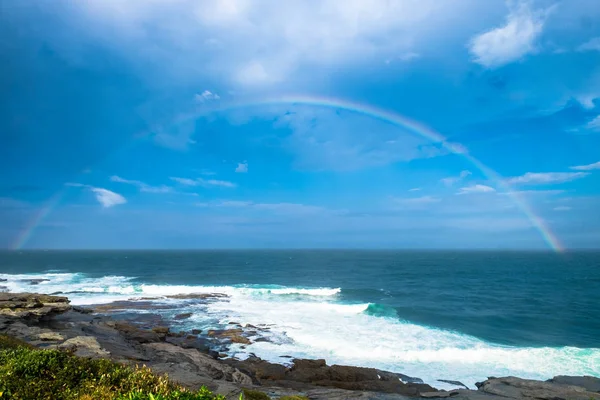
[[1, 250, 599, 348]]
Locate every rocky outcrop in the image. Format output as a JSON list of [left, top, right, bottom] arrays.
[[0, 292, 71, 320], [58, 336, 110, 358], [225, 356, 435, 396], [474, 376, 600, 400]]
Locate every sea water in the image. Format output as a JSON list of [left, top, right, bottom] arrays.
[[1, 250, 599, 389]]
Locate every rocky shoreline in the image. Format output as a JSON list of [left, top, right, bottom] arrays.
[[1, 291, 599, 400]]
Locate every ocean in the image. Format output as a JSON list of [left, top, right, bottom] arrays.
[[1, 250, 599, 389]]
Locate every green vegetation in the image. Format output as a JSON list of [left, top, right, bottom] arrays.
[[279, 397, 309, 400], [0, 334, 224, 400], [241, 389, 271, 400]]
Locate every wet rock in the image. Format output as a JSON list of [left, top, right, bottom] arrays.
[[192, 329, 202, 335], [208, 328, 252, 345], [438, 380, 469, 390], [0, 292, 71, 320], [58, 336, 110, 358], [19, 279, 50, 285], [175, 312, 193, 320], [0, 279, 7, 282], [72, 306, 94, 314], [93, 301, 177, 313]]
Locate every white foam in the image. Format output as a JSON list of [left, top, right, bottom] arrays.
[[1, 272, 599, 389]]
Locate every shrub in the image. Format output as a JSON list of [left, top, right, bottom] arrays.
[[241, 389, 271, 400], [0, 334, 224, 400]]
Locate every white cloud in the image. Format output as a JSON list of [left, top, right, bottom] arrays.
[[206, 200, 326, 215], [110, 175, 172, 193], [457, 184, 496, 195], [63, 0, 493, 87], [553, 206, 572, 211], [235, 162, 248, 173], [90, 188, 126, 208], [469, 3, 547, 68], [506, 172, 590, 185], [441, 170, 472, 186], [587, 115, 600, 131], [170, 176, 236, 188], [195, 90, 220, 102], [578, 37, 600, 52], [570, 161, 600, 171]]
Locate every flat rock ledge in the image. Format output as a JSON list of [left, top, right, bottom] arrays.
[[1, 292, 599, 400], [0, 292, 71, 320]]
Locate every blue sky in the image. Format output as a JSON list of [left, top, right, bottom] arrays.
[[1, 0, 600, 249]]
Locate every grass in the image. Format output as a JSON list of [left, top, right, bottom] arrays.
[[0, 334, 225, 400]]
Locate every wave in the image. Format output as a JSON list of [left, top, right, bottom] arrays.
[[1, 271, 599, 389], [0, 273, 341, 304]]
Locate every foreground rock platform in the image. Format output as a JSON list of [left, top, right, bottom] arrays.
[[1, 292, 599, 400]]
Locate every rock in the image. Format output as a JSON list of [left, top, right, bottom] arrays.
[[72, 306, 94, 314], [291, 358, 327, 370], [142, 342, 254, 386], [0, 293, 71, 320], [114, 322, 162, 343], [208, 328, 252, 345], [438, 380, 469, 390], [0, 279, 7, 282], [175, 312, 193, 320], [192, 329, 202, 335], [19, 279, 50, 285], [152, 326, 170, 340], [421, 391, 459, 398], [59, 336, 110, 358], [550, 375, 600, 393], [38, 332, 65, 341], [477, 376, 600, 400]]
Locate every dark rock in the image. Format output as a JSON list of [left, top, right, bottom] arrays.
[[114, 322, 161, 343], [0, 279, 7, 282], [438, 380, 469, 389], [72, 306, 94, 314], [192, 329, 202, 335], [291, 358, 327, 370], [477, 376, 600, 400], [175, 312, 193, 320], [421, 391, 459, 398], [19, 279, 50, 285], [550, 375, 600, 393]]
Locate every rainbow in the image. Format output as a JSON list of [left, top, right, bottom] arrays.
[[12, 94, 564, 252]]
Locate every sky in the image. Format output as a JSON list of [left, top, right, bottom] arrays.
[[1, 0, 600, 250]]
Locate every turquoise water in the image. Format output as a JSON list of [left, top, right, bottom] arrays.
[[1, 250, 599, 387]]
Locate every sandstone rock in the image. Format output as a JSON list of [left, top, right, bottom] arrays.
[[208, 328, 252, 344], [0, 293, 71, 320], [59, 336, 110, 358], [38, 331, 65, 341]]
